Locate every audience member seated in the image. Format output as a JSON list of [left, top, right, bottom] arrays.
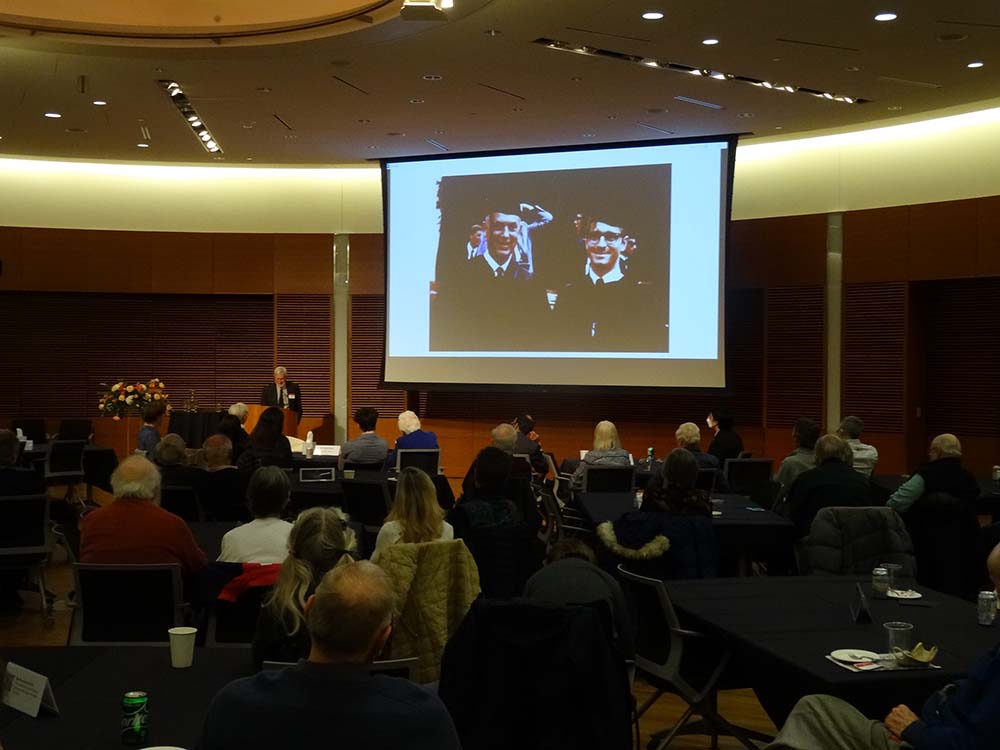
[[524, 539, 634, 658], [448, 447, 521, 538], [0, 429, 47, 612], [777, 434, 870, 538], [764, 542, 1000, 750], [512, 413, 548, 475], [224, 402, 252, 459], [154, 433, 204, 487], [203, 562, 460, 750], [837, 415, 879, 477], [774, 417, 820, 503], [136, 401, 166, 455], [388, 410, 438, 468], [198, 434, 246, 521], [459, 423, 517, 496], [597, 449, 718, 579], [218, 467, 293, 564], [459, 425, 540, 530], [237, 406, 293, 477], [252, 506, 356, 665], [888, 433, 980, 514], [706, 408, 744, 465], [571, 420, 632, 492], [338, 406, 389, 471], [79, 455, 206, 576], [371, 467, 453, 563], [674, 422, 720, 471]]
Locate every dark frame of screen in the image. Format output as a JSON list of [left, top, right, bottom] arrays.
[[378, 132, 742, 395]]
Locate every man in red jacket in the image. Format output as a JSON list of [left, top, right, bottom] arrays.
[[80, 455, 206, 575]]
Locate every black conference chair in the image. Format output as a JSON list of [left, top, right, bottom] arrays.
[[583, 465, 635, 493], [71, 563, 185, 645], [207, 585, 273, 647], [13, 418, 48, 445], [262, 657, 418, 680], [723, 458, 773, 492], [45, 439, 87, 505], [0, 494, 55, 618], [57, 418, 94, 442], [460, 524, 543, 599], [618, 566, 772, 749], [396, 449, 441, 475], [695, 469, 717, 492], [341, 478, 392, 552], [161, 485, 204, 522]]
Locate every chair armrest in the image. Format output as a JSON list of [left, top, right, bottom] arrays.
[[670, 627, 709, 639]]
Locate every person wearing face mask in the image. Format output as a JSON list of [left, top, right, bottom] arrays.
[[706, 409, 744, 466]]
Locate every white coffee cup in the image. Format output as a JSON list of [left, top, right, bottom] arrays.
[[168, 626, 197, 668]]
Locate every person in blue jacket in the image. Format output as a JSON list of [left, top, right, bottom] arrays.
[[765, 542, 1000, 750]]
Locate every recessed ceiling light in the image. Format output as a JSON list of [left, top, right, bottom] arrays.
[[967, 61, 984, 68], [422, 74, 442, 81], [255, 87, 272, 94], [44, 112, 62, 119], [136, 143, 150, 148], [92, 100, 107, 106], [845, 65, 862, 72], [581, 133, 596, 138], [887, 105, 903, 111], [774, 126, 783, 130], [642, 11, 664, 20], [410, 98, 425, 104], [771, 57, 783, 62], [702, 38, 719, 46], [246, 157, 254, 161], [874, 12, 897, 22], [484, 28, 501, 36], [367, 145, 378, 149]]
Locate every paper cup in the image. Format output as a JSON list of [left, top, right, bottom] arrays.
[[168, 626, 197, 668]]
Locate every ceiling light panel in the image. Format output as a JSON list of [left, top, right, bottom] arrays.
[[157, 80, 223, 155]]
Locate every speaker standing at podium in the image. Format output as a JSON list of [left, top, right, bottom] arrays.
[[261, 366, 302, 423]]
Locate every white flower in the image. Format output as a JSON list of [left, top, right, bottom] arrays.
[[98, 403, 104, 410], [111, 384, 120, 392], [153, 393, 161, 400], [125, 395, 135, 404]]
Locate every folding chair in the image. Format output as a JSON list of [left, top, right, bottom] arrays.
[[618, 566, 771, 749], [0, 494, 55, 619], [70, 563, 185, 645]]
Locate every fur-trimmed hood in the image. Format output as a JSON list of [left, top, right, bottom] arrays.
[[596, 521, 670, 559]]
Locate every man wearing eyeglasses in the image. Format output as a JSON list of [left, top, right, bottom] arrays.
[[554, 212, 669, 351]]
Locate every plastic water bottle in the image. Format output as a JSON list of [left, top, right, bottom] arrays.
[[646, 447, 654, 469]]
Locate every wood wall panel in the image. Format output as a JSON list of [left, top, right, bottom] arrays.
[[276, 294, 334, 418], [212, 234, 274, 294], [977, 196, 1000, 277], [274, 235, 333, 294], [0, 227, 24, 290], [728, 214, 827, 289], [907, 200, 978, 281], [764, 286, 825, 428], [348, 294, 405, 437], [842, 282, 906, 432], [923, 278, 1000, 440], [347, 234, 386, 295], [150, 233, 214, 294], [843, 206, 909, 283]]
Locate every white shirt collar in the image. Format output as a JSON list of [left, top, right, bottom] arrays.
[[586, 258, 624, 285], [483, 251, 512, 274]]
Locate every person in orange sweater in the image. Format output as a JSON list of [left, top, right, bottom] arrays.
[[80, 455, 207, 575]]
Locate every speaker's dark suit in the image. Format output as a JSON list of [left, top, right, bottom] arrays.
[[260, 381, 302, 422]]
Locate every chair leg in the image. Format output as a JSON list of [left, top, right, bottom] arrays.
[[648, 704, 695, 750], [635, 688, 663, 719]]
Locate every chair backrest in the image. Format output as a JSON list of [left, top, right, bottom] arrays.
[[261, 657, 419, 679], [510, 455, 532, 478], [0, 494, 50, 553], [396, 449, 441, 475], [537, 489, 564, 550], [904, 492, 982, 599], [45, 440, 87, 477], [13, 418, 48, 445], [161, 485, 204, 522], [723, 458, 773, 491], [208, 585, 273, 646], [71, 563, 184, 645], [806, 506, 916, 577], [583, 465, 635, 493], [340, 478, 392, 528], [616, 566, 685, 681], [57, 418, 94, 442], [460, 524, 542, 598], [695, 469, 717, 492]]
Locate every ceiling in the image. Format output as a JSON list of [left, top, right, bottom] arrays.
[[0, 0, 997, 165]]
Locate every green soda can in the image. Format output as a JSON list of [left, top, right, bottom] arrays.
[[121, 691, 149, 746]]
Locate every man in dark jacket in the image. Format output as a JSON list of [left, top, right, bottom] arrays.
[[764, 542, 1000, 750], [777, 434, 869, 538], [512, 413, 548, 475], [888, 433, 980, 514]]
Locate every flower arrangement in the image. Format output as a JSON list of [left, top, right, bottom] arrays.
[[98, 378, 171, 420]]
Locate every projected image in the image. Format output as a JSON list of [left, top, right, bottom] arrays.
[[430, 163, 671, 352]]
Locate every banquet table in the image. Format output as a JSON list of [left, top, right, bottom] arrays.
[[166, 410, 225, 450], [667, 576, 999, 724], [287, 469, 455, 512], [0, 646, 253, 749]]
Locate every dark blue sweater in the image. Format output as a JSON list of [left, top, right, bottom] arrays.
[[902, 644, 1000, 749]]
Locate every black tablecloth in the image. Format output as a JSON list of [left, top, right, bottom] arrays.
[[21, 446, 119, 493], [167, 410, 225, 449], [287, 470, 455, 512], [0, 646, 253, 749], [667, 576, 1000, 724]]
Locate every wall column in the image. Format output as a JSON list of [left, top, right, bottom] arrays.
[[825, 212, 843, 431], [333, 234, 350, 443]]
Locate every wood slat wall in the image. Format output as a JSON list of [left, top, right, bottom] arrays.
[[923, 278, 1000, 436], [764, 286, 825, 428], [348, 295, 406, 432], [276, 294, 334, 418], [842, 282, 907, 433], [0, 292, 275, 417]]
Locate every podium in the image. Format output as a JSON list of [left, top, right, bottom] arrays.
[[245, 405, 299, 438]]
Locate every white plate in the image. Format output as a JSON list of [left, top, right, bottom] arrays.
[[888, 589, 922, 599], [829, 649, 880, 664]]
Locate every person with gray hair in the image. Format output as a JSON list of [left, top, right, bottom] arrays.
[[202, 561, 461, 750], [837, 415, 879, 477], [79, 455, 207, 574], [199, 434, 245, 522], [386, 409, 439, 469], [776, 434, 870, 538], [228, 402, 249, 424], [887, 433, 980, 514], [260, 366, 302, 422], [217, 466, 292, 563], [674, 421, 720, 471], [491, 422, 518, 453]]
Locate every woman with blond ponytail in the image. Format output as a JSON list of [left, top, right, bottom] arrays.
[[251, 507, 357, 664]]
